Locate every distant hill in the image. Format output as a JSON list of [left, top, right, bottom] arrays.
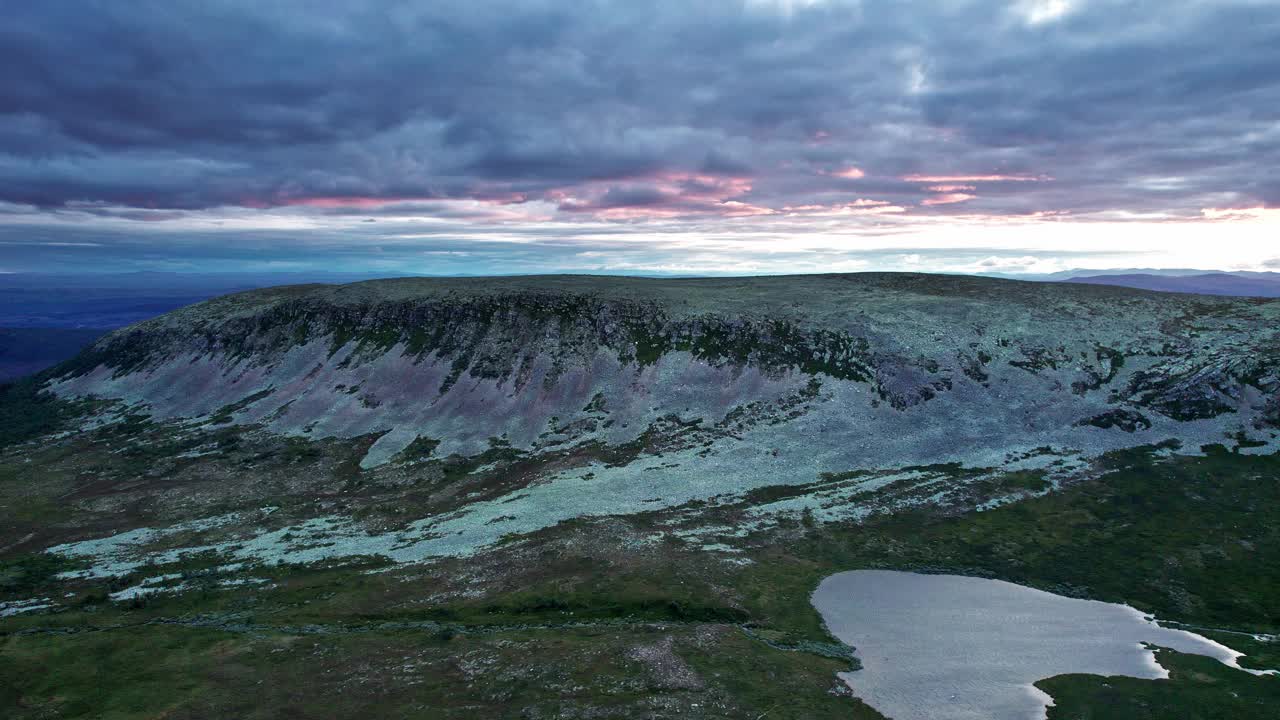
[[0, 327, 104, 382], [1032, 268, 1225, 280], [1063, 272, 1280, 297]]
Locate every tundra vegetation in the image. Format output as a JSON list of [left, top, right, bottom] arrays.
[[2, 274, 1278, 718]]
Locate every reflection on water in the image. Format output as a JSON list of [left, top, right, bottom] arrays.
[[813, 570, 1265, 720]]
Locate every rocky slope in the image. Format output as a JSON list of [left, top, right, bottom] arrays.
[[56, 273, 1280, 455], [31, 273, 1279, 574]]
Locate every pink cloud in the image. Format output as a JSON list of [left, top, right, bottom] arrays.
[[720, 200, 776, 217], [921, 193, 977, 205], [469, 187, 531, 204], [548, 170, 764, 220], [927, 184, 976, 192], [903, 174, 1047, 183], [783, 199, 905, 216], [657, 172, 754, 199], [829, 166, 866, 179], [279, 196, 420, 208], [584, 206, 688, 220], [247, 194, 556, 223], [1200, 207, 1280, 222]]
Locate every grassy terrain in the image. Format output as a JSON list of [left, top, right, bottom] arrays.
[[1039, 648, 1280, 719], [2, 417, 1279, 717], [0, 375, 77, 449], [1, 623, 872, 719]]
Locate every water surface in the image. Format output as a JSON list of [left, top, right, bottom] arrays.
[[813, 570, 1262, 720]]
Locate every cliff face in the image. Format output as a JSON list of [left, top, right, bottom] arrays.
[[38, 273, 1280, 569]]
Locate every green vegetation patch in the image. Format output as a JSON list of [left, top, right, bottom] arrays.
[[0, 553, 78, 596], [0, 377, 81, 449], [0, 622, 878, 720], [1038, 648, 1280, 720], [209, 388, 274, 425], [395, 435, 441, 462]]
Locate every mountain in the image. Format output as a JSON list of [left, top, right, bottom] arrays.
[[1063, 272, 1280, 297], [0, 327, 105, 382], [47, 273, 1280, 473], [3, 273, 1279, 718]]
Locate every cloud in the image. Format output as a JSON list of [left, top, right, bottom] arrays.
[[0, 0, 1276, 273], [1015, 0, 1075, 26], [903, 175, 1045, 184], [921, 193, 977, 205], [827, 167, 866, 179]]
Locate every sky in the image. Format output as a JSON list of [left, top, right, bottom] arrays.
[[1, 0, 1278, 277]]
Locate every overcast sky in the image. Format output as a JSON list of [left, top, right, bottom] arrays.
[[1, 0, 1278, 276]]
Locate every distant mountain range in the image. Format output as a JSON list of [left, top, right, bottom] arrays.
[[979, 269, 1280, 297], [1059, 272, 1280, 297]]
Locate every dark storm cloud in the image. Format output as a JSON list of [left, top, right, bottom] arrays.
[[0, 0, 1277, 255]]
